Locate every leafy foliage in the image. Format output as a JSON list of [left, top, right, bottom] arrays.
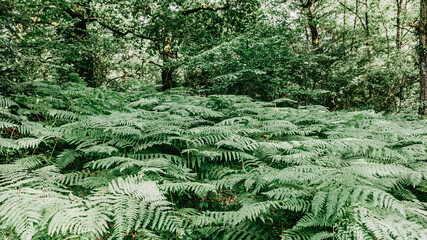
[[0, 82, 426, 239]]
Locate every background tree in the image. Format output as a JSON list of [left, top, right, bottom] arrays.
[[299, 0, 320, 47], [94, 0, 259, 90], [183, 0, 418, 111], [412, 0, 427, 114], [0, 0, 422, 111]]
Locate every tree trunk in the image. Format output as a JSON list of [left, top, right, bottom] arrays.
[[161, 36, 177, 91], [72, 20, 97, 87], [307, 7, 319, 47], [161, 67, 175, 91], [365, 0, 370, 38], [351, 0, 359, 51], [396, 0, 402, 49], [64, 6, 98, 87], [301, 0, 319, 47], [418, 0, 427, 114]]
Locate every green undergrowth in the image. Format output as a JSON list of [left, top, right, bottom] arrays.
[[0, 82, 426, 240]]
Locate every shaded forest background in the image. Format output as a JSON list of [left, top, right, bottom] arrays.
[[0, 0, 423, 112]]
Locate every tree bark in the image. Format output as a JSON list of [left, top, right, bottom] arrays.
[[417, 0, 427, 114], [351, 0, 359, 51], [161, 36, 177, 91], [396, 0, 402, 49], [301, 0, 319, 47], [365, 0, 370, 38], [307, 7, 319, 47], [161, 67, 175, 91]]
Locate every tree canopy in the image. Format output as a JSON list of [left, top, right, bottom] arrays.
[[1, 0, 422, 111]]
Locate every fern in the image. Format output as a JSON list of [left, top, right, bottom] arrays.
[[0, 82, 426, 239], [0, 95, 17, 108], [161, 182, 216, 198]]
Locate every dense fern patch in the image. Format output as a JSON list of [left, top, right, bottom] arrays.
[[0, 82, 426, 240]]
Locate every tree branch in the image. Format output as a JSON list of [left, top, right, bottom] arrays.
[[409, 21, 420, 30], [95, 19, 158, 43], [395, 23, 417, 34], [136, 56, 162, 67], [337, 0, 367, 30]]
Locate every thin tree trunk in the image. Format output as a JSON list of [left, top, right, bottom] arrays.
[[343, 5, 346, 26], [365, 0, 370, 39], [351, 0, 359, 51], [396, 0, 402, 49], [418, 0, 427, 114], [381, 16, 391, 55], [419, 52, 427, 115]]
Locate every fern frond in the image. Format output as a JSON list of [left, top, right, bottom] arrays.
[[161, 182, 216, 198], [0, 138, 21, 151], [56, 149, 82, 169], [0, 96, 17, 108]]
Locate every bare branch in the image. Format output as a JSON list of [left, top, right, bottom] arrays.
[[337, 0, 367, 30]]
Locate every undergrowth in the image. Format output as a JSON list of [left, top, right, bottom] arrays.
[[0, 82, 426, 240]]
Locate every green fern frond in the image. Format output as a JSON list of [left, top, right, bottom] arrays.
[[0, 137, 21, 149], [81, 144, 119, 155], [0, 119, 18, 129], [161, 182, 216, 198], [15, 155, 45, 169], [47, 109, 81, 121], [128, 98, 159, 108], [0, 96, 17, 108], [56, 149, 82, 169], [16, 137, 44, 149], [47, 200, 108, 238]]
